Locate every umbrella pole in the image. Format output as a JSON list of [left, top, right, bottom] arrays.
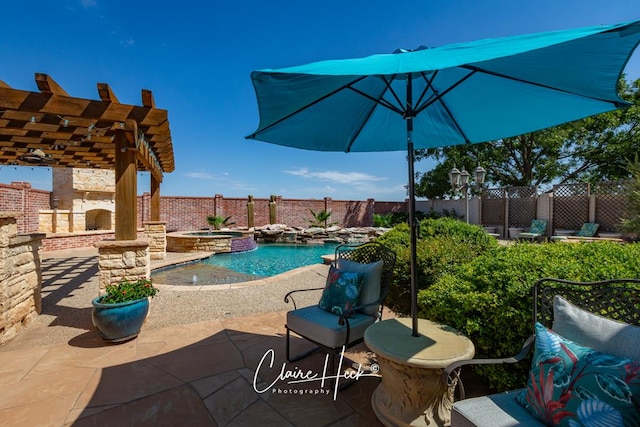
[[406, 75, 419, 337], [407, 140, 419, 337]]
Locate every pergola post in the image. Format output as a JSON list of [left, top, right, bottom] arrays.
[[114, 126, 138, 240], [150, 174, 161, 221]]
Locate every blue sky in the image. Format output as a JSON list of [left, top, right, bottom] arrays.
[[1, 0, 639, 202]]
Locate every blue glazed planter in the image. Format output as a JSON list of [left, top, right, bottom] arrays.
[[91, 296, 149, 342]]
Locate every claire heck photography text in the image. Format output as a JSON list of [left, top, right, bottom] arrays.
[[253, 346, 380, 400]]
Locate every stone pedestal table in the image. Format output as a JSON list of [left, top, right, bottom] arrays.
[[365, 318, 475, 427]]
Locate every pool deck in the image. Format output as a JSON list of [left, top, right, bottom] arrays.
[[0, 248, 387, 426]]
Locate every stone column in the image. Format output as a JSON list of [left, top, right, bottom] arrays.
[[143, 221, 167, 260], [247, 195, 255, 229], [94, 238, 152, 293], [269, 195, 277, 224], [0, 212, 45, 344]]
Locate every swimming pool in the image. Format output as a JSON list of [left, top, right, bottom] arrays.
[[151, 243, 338, 286]]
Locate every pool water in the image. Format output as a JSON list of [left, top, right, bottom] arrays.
[[151, 243, 338, 286]]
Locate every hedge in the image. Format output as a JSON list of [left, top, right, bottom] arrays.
[[417, 241, 640, 391]]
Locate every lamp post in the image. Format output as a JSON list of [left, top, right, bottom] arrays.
[[449, 166, 486, 223]]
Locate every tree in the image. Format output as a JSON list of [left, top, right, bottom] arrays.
[[415, 78, 640, 199], [206, 215, 235, 230], [306, 209, 337, 228]]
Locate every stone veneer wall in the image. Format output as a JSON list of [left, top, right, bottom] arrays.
[[94, 239, 151, 292], [0, 212, 44, 344], [41, 230, 146, 251], [143, 221, 167, 260], [166, 232, 235, 253]]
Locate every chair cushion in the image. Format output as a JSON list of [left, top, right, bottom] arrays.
[[318, 265, 364, 316], [528, 220, 547, 235], [452, 389, 544, 427], [518, 232, 541, 239], [576, 222, 599, 237], [286, 305, 376, 348], [516, 323, 640, 426], [552, 295, 640, 360], [336, 259, 383, 315]]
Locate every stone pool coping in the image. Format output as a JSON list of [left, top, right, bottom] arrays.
[[151, 250, 335, 291]]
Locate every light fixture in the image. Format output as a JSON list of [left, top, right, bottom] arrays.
[[448, 167, 461, 189], [57, 115, 69, 127], [449, 165, 486, 224], [30, 116, 36, 124], [18, 148, 56, 165], [459, 169, 470, 186], [474, 166, 487, 186]]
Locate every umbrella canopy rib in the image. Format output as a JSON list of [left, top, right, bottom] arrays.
[[459, 64, 630, 108], [248, 74, 370, 138], [347, 81, 404, 116], [343, 88, 383, 153], [413, 71, 439, 111]]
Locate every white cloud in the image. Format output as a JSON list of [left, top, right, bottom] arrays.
[[80, 0, 97, 8], [283, 168, 386, 184], [184, 171, 253, 192], [185, 171, 217, 180], [120, 38, 135, 47]]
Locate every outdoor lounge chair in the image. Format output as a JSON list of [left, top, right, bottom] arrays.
[[284, 241, 396, 379], [443, 277, 640, 427], [517, 219, 548, 241], [550, 222, 599, 241]]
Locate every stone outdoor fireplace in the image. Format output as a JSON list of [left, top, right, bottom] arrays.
[[39, 168, 115, 233]]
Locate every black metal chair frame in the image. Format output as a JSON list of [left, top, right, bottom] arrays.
[[284, 241, 396, 378], [442, 277, 640, 399]]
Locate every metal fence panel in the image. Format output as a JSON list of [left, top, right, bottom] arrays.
[[508, 186, 538, 228], [593, 180, 629, 232], [480, 188, 505, 226], [552, 183, 589, 231]]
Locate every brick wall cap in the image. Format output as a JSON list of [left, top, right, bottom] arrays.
[[10, 233, 46, 246], [94, 238, 152, 249], [0, 211, 23, 219]]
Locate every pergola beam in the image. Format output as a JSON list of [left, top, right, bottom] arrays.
[[97, 83, 120, 103], [0, 73, 175, 174], [35, 73, 70, 96], [142, 89, 156, 108]]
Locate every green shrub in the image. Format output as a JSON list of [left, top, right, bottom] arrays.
[[418, 241, 640, 391], [101, 278, 159, 304], [377, 217, 499, 315], [373, 213, 394, 227]]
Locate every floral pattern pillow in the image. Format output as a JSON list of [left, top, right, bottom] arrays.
[[318, 265, 364, 316], [516, 323, 640, 426]]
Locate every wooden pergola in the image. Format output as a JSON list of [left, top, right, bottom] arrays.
[[0, 73, 174, 240]]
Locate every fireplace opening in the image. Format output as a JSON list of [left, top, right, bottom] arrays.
[[85, 209, 112, 231]]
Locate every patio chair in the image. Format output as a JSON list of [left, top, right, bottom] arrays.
[[284, 241, 396, 379], [442, 277, 640, 427], [550, 222, 599, 241], [516, 219, 548, 241]]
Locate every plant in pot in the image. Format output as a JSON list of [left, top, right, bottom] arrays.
[[91, 278, 159, 342]]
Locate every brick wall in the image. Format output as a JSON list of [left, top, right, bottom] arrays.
[[0, 182, 50, 234], [137, 193, 406, 231], [1, 182, 407, 238]]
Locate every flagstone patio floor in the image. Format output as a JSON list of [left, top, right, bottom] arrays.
[[0, 247, 490, 426]]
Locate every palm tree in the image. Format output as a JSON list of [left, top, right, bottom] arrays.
[[306, 209, 337, 229], [206, 215, 235, 230]]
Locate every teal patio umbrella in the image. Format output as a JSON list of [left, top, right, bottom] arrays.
[[246, 21, 640, 336]]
